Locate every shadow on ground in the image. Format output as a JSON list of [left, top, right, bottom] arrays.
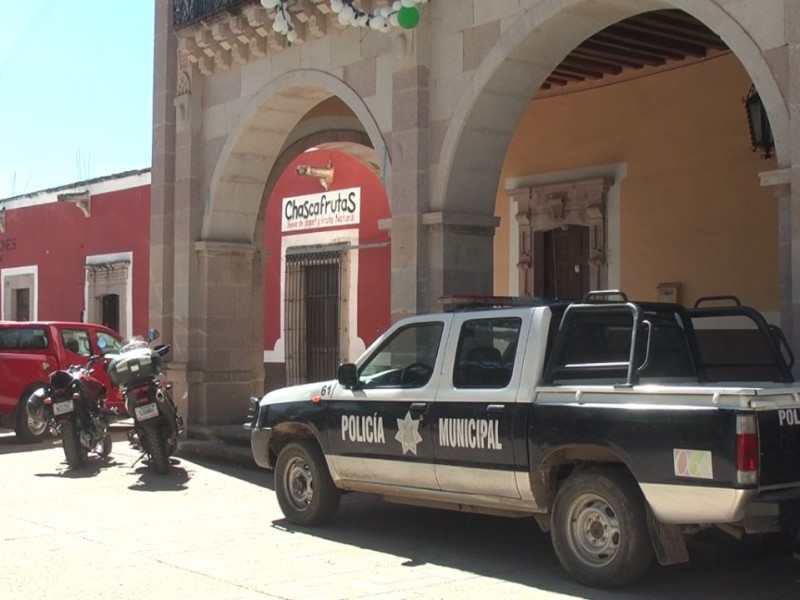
[[174, 454, 800, 598]]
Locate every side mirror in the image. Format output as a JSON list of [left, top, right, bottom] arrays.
[[337, 363, 360, 390], [147, 328, 161, 342]]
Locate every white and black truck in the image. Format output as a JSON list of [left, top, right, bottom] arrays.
[[248, 291, 800, 588]]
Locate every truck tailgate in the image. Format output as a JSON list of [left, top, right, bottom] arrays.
[[752, 394, 800, 487]]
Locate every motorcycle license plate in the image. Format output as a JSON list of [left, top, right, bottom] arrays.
[[134, 403, 159, 421], [52, 399, 74, 416]]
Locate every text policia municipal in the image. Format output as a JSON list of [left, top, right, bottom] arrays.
[[341, 414, 504, 450]]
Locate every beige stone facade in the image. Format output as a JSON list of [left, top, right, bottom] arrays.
[[152, 0, 800, 425]]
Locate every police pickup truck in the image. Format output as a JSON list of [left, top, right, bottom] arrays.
[[247, 291, 800, 588]]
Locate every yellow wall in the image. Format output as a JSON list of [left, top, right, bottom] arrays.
[[495, 54, 779, 310]]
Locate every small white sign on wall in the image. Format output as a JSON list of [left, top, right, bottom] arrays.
[[281, 187, 361, 233]]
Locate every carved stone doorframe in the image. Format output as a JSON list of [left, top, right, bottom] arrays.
[[509, 177, 609, 297]]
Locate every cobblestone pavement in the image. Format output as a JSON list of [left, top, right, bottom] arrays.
[[1, 428, 799, 600]]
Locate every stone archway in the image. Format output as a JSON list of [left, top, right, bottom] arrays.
[[432, 1, 789, 308], [436, 0, 788, 219], [174, 69, 389, 423], [204, 70, 389, 244]]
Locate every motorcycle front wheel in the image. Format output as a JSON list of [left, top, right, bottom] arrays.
[[96, 433, 113, 457], [143, 427, 169, 475], [61, 422, 88, 469]]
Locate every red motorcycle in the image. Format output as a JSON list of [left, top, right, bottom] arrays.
[[26, 355, 115, 469]]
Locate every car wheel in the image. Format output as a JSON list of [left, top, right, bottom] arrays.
[[275, 440, 341, 526]]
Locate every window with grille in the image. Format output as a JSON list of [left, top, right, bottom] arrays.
[[284, 248, 343, 385]]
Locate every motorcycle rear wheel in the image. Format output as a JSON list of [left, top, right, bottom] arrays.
[[62, 422, 88, 469], [143, 427, 169, 475]]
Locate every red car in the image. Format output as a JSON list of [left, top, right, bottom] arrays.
[[0, 321, 127, 442]]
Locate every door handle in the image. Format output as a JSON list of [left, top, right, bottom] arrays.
[[486, 404, 505, 414], [410, 402, 428, 414]]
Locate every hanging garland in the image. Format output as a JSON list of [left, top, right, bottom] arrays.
[[260, 0, 428, 43]]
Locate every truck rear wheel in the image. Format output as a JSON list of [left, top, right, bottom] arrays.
[[275, 440, 341, 526], [15, 387, 49, 443], [551, 468, 654, 588]]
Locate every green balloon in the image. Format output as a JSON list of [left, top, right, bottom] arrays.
[[397, 6, 420, 29]]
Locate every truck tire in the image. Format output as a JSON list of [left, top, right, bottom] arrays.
[[15, 387, 49, 443], [61, 422, 88, 469], [275, 440, 341, 526], [143, 427, 170, 474], [551, 468, 654, 588]]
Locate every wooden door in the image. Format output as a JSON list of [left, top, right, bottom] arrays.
[[538, 225, 590, 300]]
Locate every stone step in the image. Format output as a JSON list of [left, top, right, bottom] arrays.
[[187, 422, 251, 446], [177, 438, 256, 467], [175, 422, 255, 467]]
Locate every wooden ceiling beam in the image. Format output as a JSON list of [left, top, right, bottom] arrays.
[[603, 25, 708, 58], [571, 48, 645, 70], [580, 40, 667, 67], [561, 56, 624, 76], [538, 9, 729, 91], [592, 33, 685, 61], [550, 69, 587, 82]]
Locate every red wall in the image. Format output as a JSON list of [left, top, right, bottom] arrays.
[[264, 149, 391, 357], [0, 184, 150, 333]]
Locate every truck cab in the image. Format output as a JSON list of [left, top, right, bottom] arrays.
[[0, 321, 128, 442]]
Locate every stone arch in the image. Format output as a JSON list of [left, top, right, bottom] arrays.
[[254, 128, 377, 244], [204, 69, 389, 243], [434, 0, 789, 218]]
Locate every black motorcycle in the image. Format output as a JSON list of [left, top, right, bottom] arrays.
[[108, 330, 183, 474], [27, 356, 115, 469]]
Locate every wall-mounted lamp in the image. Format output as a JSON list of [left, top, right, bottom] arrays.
[[296, 161, 334, 190], [744, 85, 774, 159]]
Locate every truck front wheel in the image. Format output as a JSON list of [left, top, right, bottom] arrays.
[[15, 387, 49, 443], [551, 468, 654, 588], [275, 440, 341, 526]]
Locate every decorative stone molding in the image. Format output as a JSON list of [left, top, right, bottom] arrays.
[[174, 70, 192, 129], [0, 208, 5, 233], [57, 190, 91, 217], [422, 211, 500, 235], [176, 2, 335, 76], [508, 177, 610, 296], [759, 167, 791, 197], [86, 261, 131, 283], [194, 240, 258, 258]]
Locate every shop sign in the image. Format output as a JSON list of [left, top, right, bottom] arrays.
[[281, 187, 360, 233]]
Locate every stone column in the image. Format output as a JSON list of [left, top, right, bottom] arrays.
[[761, 169, 793, 344], [150, 0, 176, 339], [422, 212, 499, 307], [390, 29, 431, 321], [152, 1, 194, 418], [192, 241, 261, 423], [787, 1, 800, 375], [168, 61, 206, 423]]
